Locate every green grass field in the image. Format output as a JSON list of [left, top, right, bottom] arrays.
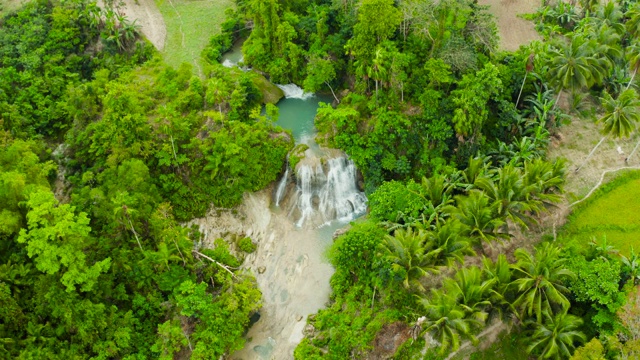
[[561, 172, 640, 256], [155, 0, 234, 72]]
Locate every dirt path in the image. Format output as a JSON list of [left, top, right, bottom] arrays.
[[118, 0, 166, 51], [478, 0, 540, 51]]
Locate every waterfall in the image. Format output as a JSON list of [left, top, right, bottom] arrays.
[[222, 55, 244, 68], [276, 84, 315, 100], [274, 165, 289, 207], [289, 156, 367, 227]]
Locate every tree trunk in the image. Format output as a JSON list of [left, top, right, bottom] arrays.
[[552, 88, 563, 110], [626, 66, 638, 91], [127, 217, 144, 251], [170, 135, 178, 163], [576, 135, 607, 173], [374, 79, 379, 106], [325, 81, 340, 104], [626, 137, 640, 164], [516, 72, 528, 107]]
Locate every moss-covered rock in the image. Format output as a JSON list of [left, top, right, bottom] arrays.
[[251, 72, 284, 104], [289, 143, 309, 170]]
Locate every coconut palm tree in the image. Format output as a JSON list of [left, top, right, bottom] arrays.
[[419, 289, 481, 354], [444, 266, 495, 323], [526, 311, 586, 359], [454, 190, 506, 247], [474, 165, 539, 230], [626, 4, 640, 40], [523, 158, 566, 206], [577, 89, 640, 170], [625, 41, 640, 91], [426, 220, 475, 267], [510, 243, 575, 323], [546, 35, 608, 106], [590, 2, 625, 35], [379, 228, 439, 290], [516, 53, 536, 107], [482, 254, 514, 312]]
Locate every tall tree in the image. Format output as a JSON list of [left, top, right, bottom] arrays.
[[546, 35, 608, 105], [17, 190, 111, 293]]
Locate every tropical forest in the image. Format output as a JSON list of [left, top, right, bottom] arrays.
[[1, 0, 640, 358]]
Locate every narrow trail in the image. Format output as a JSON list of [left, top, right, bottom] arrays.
[[167, 0, 185, 48], [569, 165, 640, 207]]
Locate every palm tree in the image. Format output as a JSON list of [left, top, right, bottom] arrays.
[[546, 35, 608, 106], [626, 4, 640, 40], [454, 190, 506, 247], [444, 266, 495, 323], [516, 53, 536, 107], [482, 254, 514, 312], [625, 41, 640, 91], [510, 243, 575, 323], [380, 228, 439, 290], [459, 156, 490, 190], [526, 312, 586, 359], [474, 165, 539, 230], [523, 158, 566, 207], [590, 2, 625, 35], [368, 46, 389, 101], [577, 89, 640, 170], [426, 220, 475, 267], [419, 289, 481, 354]]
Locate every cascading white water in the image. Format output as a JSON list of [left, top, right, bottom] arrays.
[[287, 156, 367, 228], [222, 55, 244, 68], [276, 84, 315, 100], [274, 165, 289, 207], [319, 157, 368, 222]]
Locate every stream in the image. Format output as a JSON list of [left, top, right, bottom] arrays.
[[197, 53, 368, 359]]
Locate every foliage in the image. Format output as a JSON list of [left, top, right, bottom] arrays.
[[511, 243, 575, 323], [238, 237, 257, 253], [526, 312, 586, 360]]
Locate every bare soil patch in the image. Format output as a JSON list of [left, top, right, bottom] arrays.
[[370, 322, 412, 360], [548, 117, 638, 199], [478, 0, 541, 51], [118, 0, 167, 50]]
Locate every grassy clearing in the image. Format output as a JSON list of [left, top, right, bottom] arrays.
[[561, 171, 640, 256], [0, 0, 26, 16], [155, 0, 233, 71]]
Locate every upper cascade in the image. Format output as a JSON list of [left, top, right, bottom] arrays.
[[222, 56, 243, 68], [276, 84, 315, 100]]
